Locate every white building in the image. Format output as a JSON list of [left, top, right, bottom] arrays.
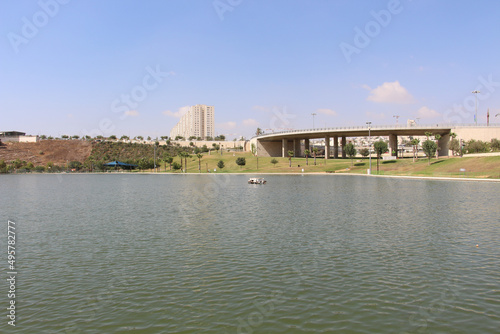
[[170, 104, 214, 139], [0, 131, 39, 143]]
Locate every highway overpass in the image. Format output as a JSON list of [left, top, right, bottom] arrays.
[[250, 124, 500, 158]]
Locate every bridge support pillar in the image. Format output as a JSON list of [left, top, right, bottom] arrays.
[[341, 136, 347, 158], [282, 138, 287, 158], [333, 136, 339, 158], [325, 136, 330, 159], [304, 139, 310, 157], [438, 133, 450, 157], [293, 139, 300, 157], [389, 134, 398, 157]]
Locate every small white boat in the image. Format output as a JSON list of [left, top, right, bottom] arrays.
[[248, 177, 266, 184]]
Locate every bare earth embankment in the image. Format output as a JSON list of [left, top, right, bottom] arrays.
[[0, 140, 92, 165]]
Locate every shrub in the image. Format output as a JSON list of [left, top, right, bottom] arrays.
[[172, 162, 181, 170], [236, 157, 246, 167], [490, 138, 500, 152], [217, 160, 225, 169], [359, 148, 369, 157], [465, 139, 489, 153]]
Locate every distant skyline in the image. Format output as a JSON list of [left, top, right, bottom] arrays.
[[2, 0, 500, 139]]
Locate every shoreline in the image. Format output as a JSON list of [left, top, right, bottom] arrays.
[[4, 171, 499, 182]]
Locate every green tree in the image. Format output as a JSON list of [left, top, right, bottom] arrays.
[[172, 162, 181, 171], [217, 160, 225, 170], [183, 153, 191, 172], [271, 158, 278, 167], [178, 152, 185, 171], [422, 139, 438, 165], [287, 150, 294, 167], [251, 143, 257, 156], [235, 157, 246, 168], [434, 134, 441, 159], [491, 138, 500, 151], [304, 149, 310, 165], [68, 161, 82, 170], [12, 159, 24, 169], [312, 147, 318, 165], [345, 142, 356, 166], [109, 135, 117, 140], [373, 140, 388, 172], [448, 138, 460, 156], [165, 156, 174, 171], [411, 138, 420, 162], [197, 153, 203, 172], [359, 148, 369, 157]]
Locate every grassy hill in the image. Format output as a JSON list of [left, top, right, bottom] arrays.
[[149, 151, 500, 179]]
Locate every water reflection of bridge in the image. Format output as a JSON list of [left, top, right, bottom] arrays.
[[250, 124, 500, 158]]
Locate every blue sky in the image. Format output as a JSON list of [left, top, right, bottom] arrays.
[[1, 0, 500, 139]]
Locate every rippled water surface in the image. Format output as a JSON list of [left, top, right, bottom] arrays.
[[1, 174, 499, 333]]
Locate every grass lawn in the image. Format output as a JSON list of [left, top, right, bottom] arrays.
[[138, 151, 500, 179]]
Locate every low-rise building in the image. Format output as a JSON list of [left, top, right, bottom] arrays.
[[0, 131, 39, 143]]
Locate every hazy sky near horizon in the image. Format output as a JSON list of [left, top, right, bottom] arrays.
[[2, 0, 500, 139]]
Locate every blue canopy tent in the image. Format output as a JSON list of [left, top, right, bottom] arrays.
[[103, 161, 138, 169]]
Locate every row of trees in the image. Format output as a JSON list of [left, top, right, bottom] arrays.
[[449, 137, 500, 155], [0, 160, 83, 173], [38, 134, 242, 142]]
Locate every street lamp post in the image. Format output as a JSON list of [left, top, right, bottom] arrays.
[[366, 121, 372, 174], [393, 115, 400, 125], [311, 113, 317, 129], [472, 90, 480, 125]]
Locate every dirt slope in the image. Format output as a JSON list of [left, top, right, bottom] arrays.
[[0, 140, 92, 166]]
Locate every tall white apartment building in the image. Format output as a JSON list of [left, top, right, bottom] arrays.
[[170, 104, 214, 139]]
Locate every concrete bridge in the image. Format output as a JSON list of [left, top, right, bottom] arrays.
[[250, 124, 500, 158]]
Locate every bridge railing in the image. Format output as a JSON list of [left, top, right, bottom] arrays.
[[253, 123, 495, 139]]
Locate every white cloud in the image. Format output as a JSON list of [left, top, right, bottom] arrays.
[[217, 121, 237, 130], [416, 106, 440, 119], [162, 106, 189, 118], [366, 81, 415, 104], [242, 118, 259, 126], [317, 108, 338, 116], [125, 110, 139, 117]]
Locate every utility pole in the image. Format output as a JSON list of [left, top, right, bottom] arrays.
[[366, 121, 372, 175], [311, 113, 317, 129], [472, 90, 480, 125]]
